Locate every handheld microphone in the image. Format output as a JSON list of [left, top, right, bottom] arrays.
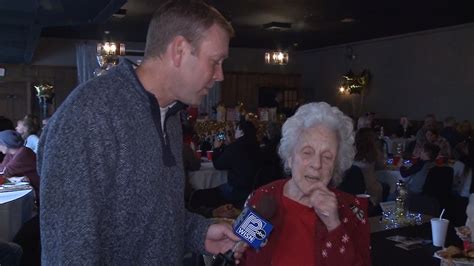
[[232, 207, 273, 249], [211, 194, 277, 266]]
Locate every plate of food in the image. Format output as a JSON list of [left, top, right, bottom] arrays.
[[455, 226, 472, 242], [212, 204, 241, 219], [434, 246, 474, 265]]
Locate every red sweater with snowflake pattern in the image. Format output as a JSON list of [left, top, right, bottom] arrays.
[[241, 179, 371, 266]]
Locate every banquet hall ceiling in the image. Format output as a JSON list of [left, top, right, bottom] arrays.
[[1, 0, 474, 63]]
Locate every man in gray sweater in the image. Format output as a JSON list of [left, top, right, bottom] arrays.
[[38, 1, 243, 264]]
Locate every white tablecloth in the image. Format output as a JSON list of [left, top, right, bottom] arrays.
[[376, 170, 403, 194], [0, 189, 35, 241], [189, 162, 228, 190]]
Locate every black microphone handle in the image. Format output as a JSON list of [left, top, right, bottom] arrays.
[[211, 249, 235, 266]]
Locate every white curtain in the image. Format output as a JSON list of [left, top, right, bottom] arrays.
[[75, 41, 98, 84], [199, 82, 221, 119]]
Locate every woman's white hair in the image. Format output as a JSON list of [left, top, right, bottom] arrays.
[[278, 102, 355, 186]]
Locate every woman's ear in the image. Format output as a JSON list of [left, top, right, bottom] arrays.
[[287, 155, 293, 170]]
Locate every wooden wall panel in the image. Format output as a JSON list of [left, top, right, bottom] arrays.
[[0, 64, 77, 121], [221, 72, 302, 111]]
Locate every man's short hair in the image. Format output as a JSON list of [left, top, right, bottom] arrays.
[[144, 0, 234, 59]]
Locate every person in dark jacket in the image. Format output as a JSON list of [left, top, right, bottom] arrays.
[[190, 120, 261, 211], [258, 122, 285, 188], [440, 116, 463, 151]]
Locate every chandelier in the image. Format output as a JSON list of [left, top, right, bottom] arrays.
[[265, 51, 289, 65], [338, 69, 371, 95], [95, 32, 125, 76]]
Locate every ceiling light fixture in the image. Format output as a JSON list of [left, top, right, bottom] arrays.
[[263, 22, 292, 31], [95, 31, 125, 76], [340, 17, 356, 23], [265, 51, 289, 65]]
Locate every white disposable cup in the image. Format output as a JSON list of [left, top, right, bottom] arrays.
[[431, 218, 449, 247]]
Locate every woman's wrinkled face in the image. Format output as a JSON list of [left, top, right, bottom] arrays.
[[289, 124, 339, 196]]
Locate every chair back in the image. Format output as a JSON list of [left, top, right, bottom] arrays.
[[338, 165, 366, 195], [423, 166, 454, 198], [422, 166, 454, 211]]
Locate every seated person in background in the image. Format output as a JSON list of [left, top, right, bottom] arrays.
[[189, 120, 261, 213], [395, 116, 415, 138], [0, 116, 14, 162], [339, 128, 384, 206], [426, 129, 451, 158], [0, 130, 40, 204], [441, 116, 463, 150], [453, 140, 474, 198], [459, 120, 473, 142], [415, 114, 438, 148], [452, 140, 474, 225], [258, 122, 285, 188], [198, 135, 213, 153], [413, 128, 450, 158], [400, 143, 439, 195], [242, 102, 370, 266], [15, 114, 41, 154], [183, 145, 201, 172]]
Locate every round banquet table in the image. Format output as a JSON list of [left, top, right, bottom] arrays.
[[188, 161, 228, 190], [376, 170, 403, 194], [0, 188, 35, 241]]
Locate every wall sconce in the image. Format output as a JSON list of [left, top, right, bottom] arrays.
[[265, 51, 289, 65]]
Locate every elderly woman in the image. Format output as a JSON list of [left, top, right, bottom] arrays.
[[242, 102, 371, 266], [0, 130, 40, 203]]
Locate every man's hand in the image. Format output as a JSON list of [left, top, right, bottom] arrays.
[[205, 223, 247, 263]]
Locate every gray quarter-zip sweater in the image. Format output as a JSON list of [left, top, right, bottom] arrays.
[[38, 60, 211, 265]]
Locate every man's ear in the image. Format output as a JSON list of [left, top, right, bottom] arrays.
[[169, 35, 188, 67]]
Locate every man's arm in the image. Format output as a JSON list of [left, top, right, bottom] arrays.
[[38, 109, 117, 264], [184, 210, 212, 253]]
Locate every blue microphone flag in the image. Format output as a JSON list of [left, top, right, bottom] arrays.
[[233, 207, 273, 249]]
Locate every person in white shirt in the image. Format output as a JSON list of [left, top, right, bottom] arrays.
[[15, 114, 40, 154]]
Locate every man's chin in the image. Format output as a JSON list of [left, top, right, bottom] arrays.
[[185, 98, 202, 107]]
